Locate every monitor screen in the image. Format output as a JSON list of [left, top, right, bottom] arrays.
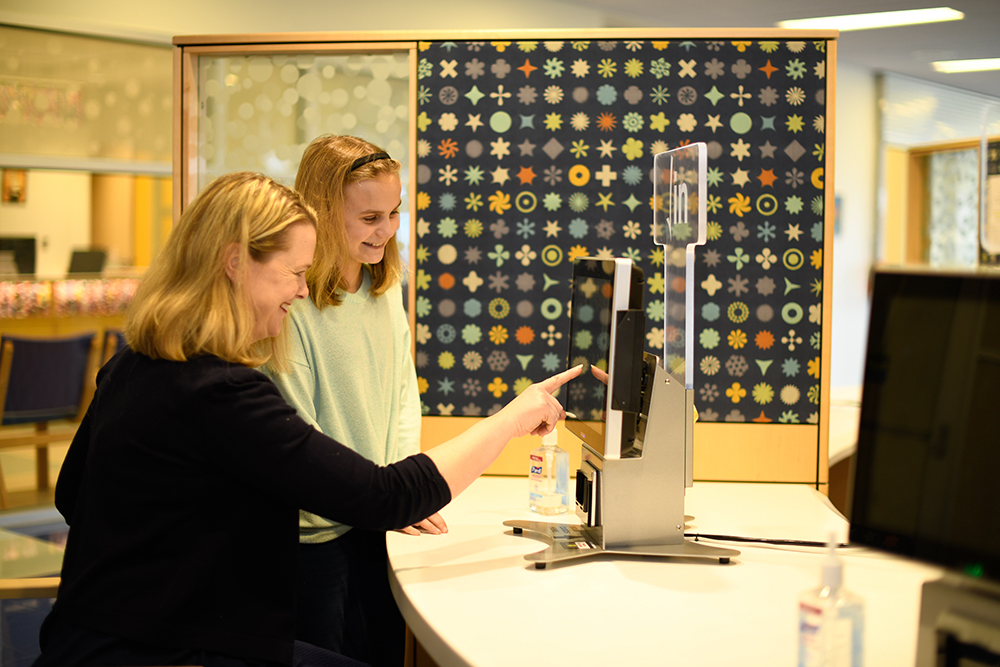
[[850, 269, 1000, 583], [563, 258, 644, 459], [68, 250, 107, 275], [0, 237, 36, 275]]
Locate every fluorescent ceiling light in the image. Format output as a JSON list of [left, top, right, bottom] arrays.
[[932, 58, 1000, 73], [777, 7, 964, 31]]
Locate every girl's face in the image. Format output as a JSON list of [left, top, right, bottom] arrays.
[[341, 172, 401, 286], [244, 222, 315, 341]]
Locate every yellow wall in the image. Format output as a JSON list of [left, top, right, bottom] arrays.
[[92, 174, 135, 268], [421, 417, 825, 493], [421, 417, 582, 478]]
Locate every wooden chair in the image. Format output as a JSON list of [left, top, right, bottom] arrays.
[[0, 332, 102, 508], [0, 576, 59, 600]]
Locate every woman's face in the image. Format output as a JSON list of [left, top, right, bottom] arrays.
[[341, 172, 401, 286], [245, 222, 316, 341]]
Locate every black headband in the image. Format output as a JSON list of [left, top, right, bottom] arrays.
[[350, 152, 391, 171]]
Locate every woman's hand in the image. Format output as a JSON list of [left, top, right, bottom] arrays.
[[491, 365, 582, 438], [425, 365, 582, 499], [396, 512, 448, 536]]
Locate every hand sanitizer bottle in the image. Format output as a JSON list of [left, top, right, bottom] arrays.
[[528, 429, 568, 515], [798, 532, 865, 667]]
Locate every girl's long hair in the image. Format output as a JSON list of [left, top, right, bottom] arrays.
[[294, 134, 403, 308]]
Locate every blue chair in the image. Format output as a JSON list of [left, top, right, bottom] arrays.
[[0, 332, 102, 508], [101, 328, 128, 366]]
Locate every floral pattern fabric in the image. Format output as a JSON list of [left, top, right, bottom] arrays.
[[414, 38, 828, 424]]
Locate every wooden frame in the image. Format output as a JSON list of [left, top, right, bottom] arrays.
[[0, 576, 59, 599], [885, 137, 997, 264], [172, 28, 837, 46]]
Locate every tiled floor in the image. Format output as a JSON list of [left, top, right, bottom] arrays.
[[0, 508, 66, 665], [1, 591, 55, 665], [0, 445, 69, 666]]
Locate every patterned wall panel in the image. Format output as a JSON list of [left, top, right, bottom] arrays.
[[414, 38, 828, 423]]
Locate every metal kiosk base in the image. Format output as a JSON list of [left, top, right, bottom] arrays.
[[504, 354, 740, 570], [503, 520, 739, 569]]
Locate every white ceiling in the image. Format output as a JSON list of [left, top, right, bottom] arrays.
[[584, 0, 1000, 98]]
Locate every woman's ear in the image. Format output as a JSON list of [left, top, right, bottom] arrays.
[[223, 243, 241, 283]]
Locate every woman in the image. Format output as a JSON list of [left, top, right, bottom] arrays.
[[34, 172, 577, 667], [264, 136, 425, 665]]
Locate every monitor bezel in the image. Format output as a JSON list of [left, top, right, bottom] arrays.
[[848, 267, 1000, 583]]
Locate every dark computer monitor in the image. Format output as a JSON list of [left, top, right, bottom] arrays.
[[849, 268, 1000, 583], [563, 257, 645, 459], [67, 250, 107, 275], [0, 237, 36, 275]]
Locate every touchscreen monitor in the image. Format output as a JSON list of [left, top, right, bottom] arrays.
[[850, 268, 1000, 583], [563, 257, 644, 459]]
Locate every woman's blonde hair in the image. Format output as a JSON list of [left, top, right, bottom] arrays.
[[125, 172, 317, 368], [294, 135, 403, 308]]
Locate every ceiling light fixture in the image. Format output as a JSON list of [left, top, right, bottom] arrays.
[[931, 58, 1000, 73], [776, 7, 964, 31]]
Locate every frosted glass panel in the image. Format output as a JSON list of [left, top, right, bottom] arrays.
[[928, 149, 979, 267], [196, 53, 410, 189], [195, 51, 412, 269], [0, 25, 172, 164]]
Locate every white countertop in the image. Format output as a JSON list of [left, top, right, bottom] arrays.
[[388, 476, 942, 667]]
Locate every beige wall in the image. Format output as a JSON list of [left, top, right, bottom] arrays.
[[0, 170, 91, 277], [829, 64, 878, 389], [0, 171, 170, 276]]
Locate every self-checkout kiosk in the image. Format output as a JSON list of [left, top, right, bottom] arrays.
[[505, 145, 739, 568]]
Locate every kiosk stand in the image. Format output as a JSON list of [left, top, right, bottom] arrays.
[[505, 145, 739, 568], [504, 354, 739, 567]]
